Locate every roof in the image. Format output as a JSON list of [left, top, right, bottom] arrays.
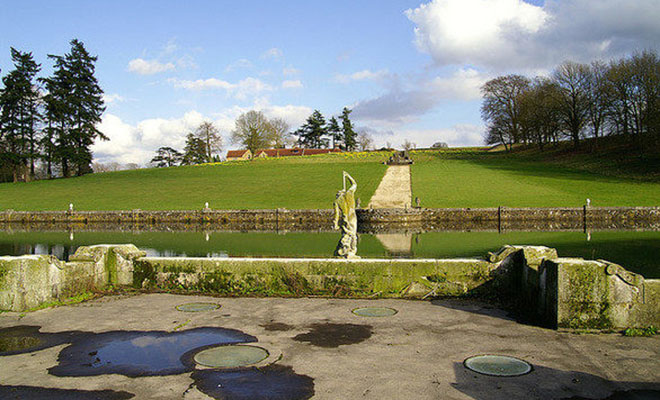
[[226, 149, 250, 158]]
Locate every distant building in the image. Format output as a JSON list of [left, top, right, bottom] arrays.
[[226, 149, 253, 161], [229, 148, 340, 160]]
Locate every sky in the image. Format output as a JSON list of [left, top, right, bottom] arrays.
[[1, 0, 659, 165]]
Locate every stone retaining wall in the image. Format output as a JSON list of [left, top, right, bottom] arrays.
[[2, 206, 659, 231]]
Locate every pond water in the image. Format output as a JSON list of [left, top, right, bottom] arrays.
[[0, 230, 658, 278]]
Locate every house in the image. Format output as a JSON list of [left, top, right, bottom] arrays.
[[226, 149, 252, 161]]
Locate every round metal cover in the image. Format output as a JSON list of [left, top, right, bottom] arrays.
[[464, 355, 532, 377], [176, 302, 220, 312], [194, 345, 269, 368], [352, 307, 398, 317]]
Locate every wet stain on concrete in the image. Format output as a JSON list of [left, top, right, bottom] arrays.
[[191, 365, 314, 400], [49, 327, 256, 377], [0, 385, 134, 399], [292, 323, 372, 348], [0, 325, 83, 356], [562, 390, 660, 400], [261, 322, 295, 331]]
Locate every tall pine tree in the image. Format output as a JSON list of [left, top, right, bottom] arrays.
[[327, 116, 342, 149], [340, 107, 357, 151], [0, 48, 41, 182], [295, 110, 328, 148]]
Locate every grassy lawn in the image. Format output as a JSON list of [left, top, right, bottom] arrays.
[[411, 150, 660, 208], [0, 152, 389, 211]]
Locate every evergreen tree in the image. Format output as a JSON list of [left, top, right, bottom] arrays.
[[150, 146, 182, 167], [340, 107, 357, 151], [181, 133, 207, 165], [295, 110, 328, 148], [0, 48, 41, 182], [327, 116, 342, 149]]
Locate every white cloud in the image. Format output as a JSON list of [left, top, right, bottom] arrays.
[[282, 80, 303, 89], [406, 0, 660, 70], [362, 124, 484, 149], [102, 93, 125, 104], [127, 58, 175, 75], [225, 58, 253, 72], [262, 47, 283, 60], [335, 69, 390, 83], [352, 68, 489, 124], [168, 77, 273, 100], [283, 67, 300, 76]]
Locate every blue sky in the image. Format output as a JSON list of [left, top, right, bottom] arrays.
[[1, 0, 658, 164]]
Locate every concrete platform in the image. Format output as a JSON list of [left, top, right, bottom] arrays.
[[1, 294, 659, 399]]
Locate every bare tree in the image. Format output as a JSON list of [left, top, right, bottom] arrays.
[[552, 61, 591, 147], [357, 130, 374, 151], [402, 139, 416, 151], [268, 117, 293, 148], [231, 111, 273, 154], [480, 75, 531, 148], [194, 121, 223, 162]]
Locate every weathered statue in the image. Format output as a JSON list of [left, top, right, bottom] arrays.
[[333, 171, 359, 258]]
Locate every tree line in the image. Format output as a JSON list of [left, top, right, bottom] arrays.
[[0, 39, 106, 182], [152, 107, 375, 167], [481, 50, 660, 151]]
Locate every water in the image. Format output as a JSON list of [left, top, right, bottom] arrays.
[[0, 229, 659, 278]]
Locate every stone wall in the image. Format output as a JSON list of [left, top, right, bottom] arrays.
[[2, 206, 659, 232]]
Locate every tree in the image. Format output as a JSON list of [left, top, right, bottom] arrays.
[[295, 110, 328, 148], [194, 121, 222, 162], [357, 130, 374, 151], [480, 75, 531, 149], [518, 78, 562, 150], [181, 133, 207, 165], [231, 110, 273, 153], [326, 116, 342, 149], [42, 39, 107, 177], [340, 107, 357, 151], [150, 146, 182, 167], [0, 48, 42, 182], [431, 142, 448, 149], [402, 139, 416, 151], [552, 61, 590, 147], [268, 117, 291, 148]]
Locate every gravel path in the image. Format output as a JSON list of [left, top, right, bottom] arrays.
[[368, 165, 412, 208]]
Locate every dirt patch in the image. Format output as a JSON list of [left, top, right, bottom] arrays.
[[292, 323, 372, 348], [261, 322, 295, 331], [0, 385, 134, 399]]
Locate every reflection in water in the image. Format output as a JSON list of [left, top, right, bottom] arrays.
[[50, 327, 256, 377], [0, 385, 134, 399], [0, 229, 659, 277]]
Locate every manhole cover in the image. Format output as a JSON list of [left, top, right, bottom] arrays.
[[194, 345, 269, 368], [176, 302, 221, 312], [352, 307, 398, 317], [464, 355, 532, 377]]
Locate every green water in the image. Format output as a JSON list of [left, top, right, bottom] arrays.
[[0, 230, 658, 278]]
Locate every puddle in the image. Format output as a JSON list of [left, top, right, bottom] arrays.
[[464, 355, 532, 377], [352, 307, 398, 317], [260, 322, 295, 331], [49, 327, 256, 377], [0, 385, 134, 399], [176, 302, 221, 312], [292, 323, 372, 348], [191, 365, 314, 400], [194, 345, 269, 368], [0, 325, 82, 356], [562, 390, 660, 400]]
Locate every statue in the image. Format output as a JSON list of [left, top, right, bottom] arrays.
[[333, 171, 359, 258]]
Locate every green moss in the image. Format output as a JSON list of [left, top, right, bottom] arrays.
[[105, 247, 118, 285], [623, 326, 657, 337], [0, 262, 8, 290], [25, 292, 96, 312]]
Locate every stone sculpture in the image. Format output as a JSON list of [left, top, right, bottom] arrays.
[[333, 171, 359, 258]]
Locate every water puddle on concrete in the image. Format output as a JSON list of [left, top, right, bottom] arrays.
[[292, 323, 372, 348], [0, 325, 82, 356], [0, 385, 134, 399], [176, 302, 221, 312], [464, 355, 532, 377], [352, 307, 397, 317], [562, 390, 660, 400], [191, 365, 314, 400], [194, 345, 269, 368], [49, 327, 256, 377]]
